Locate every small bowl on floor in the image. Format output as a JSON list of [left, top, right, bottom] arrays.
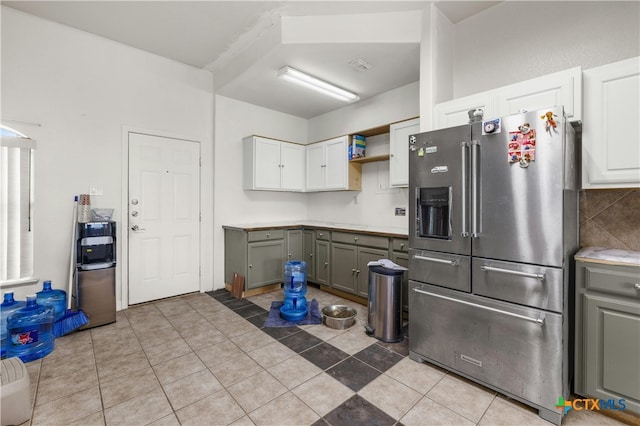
[[321, 305, 357, 330]]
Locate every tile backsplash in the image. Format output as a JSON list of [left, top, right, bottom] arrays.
[[579, 189, 640, 252]]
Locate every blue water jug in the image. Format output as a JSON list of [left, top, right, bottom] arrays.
[[1, 292, 26, 359], [36, 280, 66, 322], [7, 294, 55, 362], [280, 261, 308, 321]]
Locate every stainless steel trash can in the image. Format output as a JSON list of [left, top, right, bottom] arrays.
[[365, 265, 404, 343]]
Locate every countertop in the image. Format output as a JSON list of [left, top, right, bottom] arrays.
[[222, 220, 409, 238], [575, 247, 640, 267]]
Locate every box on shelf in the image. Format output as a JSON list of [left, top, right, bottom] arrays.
[[351, 135, 366, 159]]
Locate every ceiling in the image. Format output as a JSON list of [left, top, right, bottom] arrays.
[[2, 1, 499, 118]]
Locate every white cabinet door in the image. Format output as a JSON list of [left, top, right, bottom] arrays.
[[433, 92, 496, 130], [389, 118, 420, 187], [305, 142, 325, 191], [496, 66, 581, 120], [582, 57, 640, 189], [253, 137, 281, 190], [280, 142, 305, 191], [325, 136, 348, 189]]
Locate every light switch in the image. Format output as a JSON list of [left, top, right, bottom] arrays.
[[89, 186, 103, 196]]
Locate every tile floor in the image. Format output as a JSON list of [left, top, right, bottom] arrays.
[[16, 286, 632, 426]]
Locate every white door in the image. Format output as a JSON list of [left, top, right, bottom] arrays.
[[128, 133, 200, 304], [280, 143, 304, 191], [254, 137, 281, 190], [389, 118, 420, 187], [325, 136, 347, 189], [305, 142, 325, 191]]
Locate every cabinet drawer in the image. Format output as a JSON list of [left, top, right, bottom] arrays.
[[248, 229, 284, 242], [332, 231, 389, 249], [583, 263, 640, 298], [392, 239, 408, 252], [315, 230, 331, 241]]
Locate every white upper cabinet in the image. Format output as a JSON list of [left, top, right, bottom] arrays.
[[243, 136, 305, 191], [389, 118, 420, 187], [433, 67, 582, 129], [306, 135, 360, 192], [582, 57, 640, 189], [433, 93, 495, 129], [496, 67, 581, 120]]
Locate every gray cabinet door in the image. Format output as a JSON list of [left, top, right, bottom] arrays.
[[331, 243, 357, 293], [303, 230, 315, 281], [584, 293, 640, 412], [392, 251, 409, 314], [247, 240, 285, 289], [286, 229, 303, 262], [357, 247, 389, 298], [315, 240, 330, 286]]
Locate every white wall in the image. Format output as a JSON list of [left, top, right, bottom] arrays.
[[212, 95, 308, 288], [452, 1, 640, 98], [1, 7, 214, 306]]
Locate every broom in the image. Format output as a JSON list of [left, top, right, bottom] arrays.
[[53, 195, 89, 337]]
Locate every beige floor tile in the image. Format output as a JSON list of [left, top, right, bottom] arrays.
[[292, 372, 355, 416], [229, 415, 256, 426], [152, 352, 206, 385], [427, 374, 496, 423], [103, 388, 172, 426], [401, 396, 475, 426], [195, 339, 244, 369], [267, 354, 322, 389], [31, 385, 102, 425], [171, 317, 212, 335], [249, 392, 320, 426], [210, 352, 264, 386], [136, 326, 182, 349], [359, 374, 423, 420], [176, 389, 245, 426], [562, 408, 629, 425], [89, 325, 136, 346], [162, 369, 223, 411], [147, 413, 181, 426], [154, 298, 193, 317], [202, 308, 242, 325], [478, 396, 551, 426], [303, 323, 348, 341], [35, 362, 98, 406], [247, 341, 297, 369], [385, 357, 446, 394], [95, 349, 150, 382], [67, 409, 105, 426], [39, 351, 95, 380], [228, 370, 288, 412], [231, 329, 275, 352], [128, 316, 174, 334], [44, 330, 94, 362], [143, 337, 193, 366], [93, 336, 143, 363], [215, 317, 259, 338], [100, 367, 160, 409], [181, 326, 227, 350], [326, 328, 374, 355], [167, 310, 206, 328]]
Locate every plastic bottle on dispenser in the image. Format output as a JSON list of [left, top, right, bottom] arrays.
[[280, 261, 308, 321], [36, 280, 67, 322], [7, 294, 55, 362], [1, 292, 26, 358]]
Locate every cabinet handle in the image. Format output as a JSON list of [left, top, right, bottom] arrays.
[[249, 264, 252, 268], [266, 233, 270, 238], [356, 270, 360, 274], [309, 253, 314, 257], [400, 243, 404, 249], [352, 268, 356, 273], [634, 283, 640, 290], [354, 237, 358, 242], [324, 262, 328, 267], [319, 233, 324, 237], [288, 253, 292, 257]]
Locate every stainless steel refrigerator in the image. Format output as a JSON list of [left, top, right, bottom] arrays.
[[408, 106, 578, 425]]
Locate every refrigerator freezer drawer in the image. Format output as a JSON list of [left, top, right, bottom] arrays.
[[408, 249, 470, 292], [409, 281, 565, 416], [472, 259, 564, 313], [76, 267, 116, 329]]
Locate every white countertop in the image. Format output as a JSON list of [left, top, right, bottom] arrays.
[[222, 220, 408, 238], [575, 247, 640, 266]]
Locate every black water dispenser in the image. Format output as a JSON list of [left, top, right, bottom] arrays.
[[417, 187, 451, 239]]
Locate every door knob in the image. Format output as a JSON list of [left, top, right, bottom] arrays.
[[131, 199, 139, 205], [131, 224, 146, 231]]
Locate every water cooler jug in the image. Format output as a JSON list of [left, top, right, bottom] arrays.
[[74, 221, 116, 329]]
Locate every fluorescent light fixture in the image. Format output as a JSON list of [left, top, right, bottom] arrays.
[[278, 66, 359, 103]]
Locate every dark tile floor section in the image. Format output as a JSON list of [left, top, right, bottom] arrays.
[[206, 289, 406, 424]]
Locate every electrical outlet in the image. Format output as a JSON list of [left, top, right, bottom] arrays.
[[395, 207, 406, 216], [89, 186, 103, 196]]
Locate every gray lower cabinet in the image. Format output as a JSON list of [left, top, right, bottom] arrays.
[[331, 243, 358, 293], [224, 228, 285, 291], [575, 259, 640, 415], [303, 230, 315, 281], [391, 238, 409, 313], [286, 229, 303, 262], [315, 240, 330, 286], [356, 247, 389, 298]]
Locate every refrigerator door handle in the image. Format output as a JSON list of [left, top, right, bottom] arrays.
[[480, 265, 546, 280], [413, 288, 545, 326], [460, 141, 469, 237], [413, 254, 459, 267], [470, 140, 480, 238]]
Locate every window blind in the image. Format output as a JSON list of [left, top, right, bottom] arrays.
[[0, 128, 36, 284]]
